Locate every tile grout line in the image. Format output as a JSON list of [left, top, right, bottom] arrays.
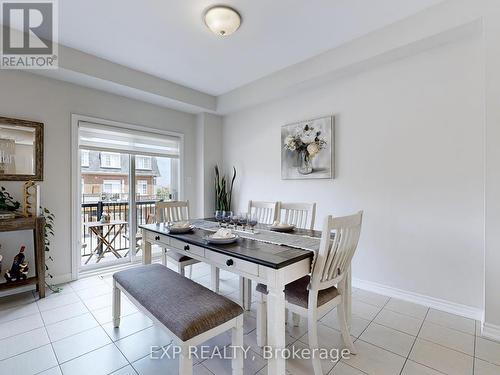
[[54, 290, 144, 372], [356, 293, 392, 339], [35, 290, 62, 375], [396, 306, 429, 375], [328, 295, 397, 375], [50, 278, 138, 373]]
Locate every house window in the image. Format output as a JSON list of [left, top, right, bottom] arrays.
[[102, 180, 122, 194], [136, 156, 152, 170], [101, 152, 121, 168], [137, 180, 147, 195], [81, 150, 89, 167]]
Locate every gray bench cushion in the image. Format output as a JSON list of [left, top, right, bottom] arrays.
[[256, 275, 339, 308], [113, 264, 243, 341]]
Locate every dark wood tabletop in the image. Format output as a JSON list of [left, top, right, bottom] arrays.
[[139, 222, 315, 269]]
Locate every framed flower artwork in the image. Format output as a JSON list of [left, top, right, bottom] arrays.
[[281, 116, 334, 180]]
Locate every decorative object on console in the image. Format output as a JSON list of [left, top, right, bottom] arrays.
[[0, 216, 45, 297], [0, 186, 20, 212], [22, 181, 40, 217], [0, 117, 44, 181], [4, 245, 29, 282], [281, 116, 334, 179], [214, 165, 236, 211]]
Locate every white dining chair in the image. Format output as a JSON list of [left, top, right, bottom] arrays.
[[155, 201, 200, 279], [278, 202, 316, 230], [255, 211, 363, 374], [277, 202, 317, 326], [248, 200, 278, 224]]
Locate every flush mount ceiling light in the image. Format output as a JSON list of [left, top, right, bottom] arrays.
[[204, 5, 241, 36]]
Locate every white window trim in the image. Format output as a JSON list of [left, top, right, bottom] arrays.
[[81, 150, 90, 167], [137, 180, 148, 195], [103, 179, 122, 194], [100, 152, 121, 168], [136, 156, 152, 170]]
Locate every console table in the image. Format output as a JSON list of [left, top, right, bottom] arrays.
[[0, 216, 46, 298]]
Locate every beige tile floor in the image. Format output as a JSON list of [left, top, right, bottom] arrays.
[[0, 262, 499, 375]]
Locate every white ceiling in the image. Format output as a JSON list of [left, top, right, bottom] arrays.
[[57, 0, 444, 96]]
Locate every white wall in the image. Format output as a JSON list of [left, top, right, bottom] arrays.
[[0, 70, 198, 282], [195, 113, 223, 218], [484, 0, 500, 332], [223, 35, 485, 310]]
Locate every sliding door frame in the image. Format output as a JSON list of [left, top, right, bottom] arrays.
[[70, 114, 185, 280]]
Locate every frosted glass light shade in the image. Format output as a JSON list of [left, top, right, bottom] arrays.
[[204, 6, 241, 36]]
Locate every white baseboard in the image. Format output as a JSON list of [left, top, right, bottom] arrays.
[[48, 273, 73, 285], [353, 277, 483, 321], [482, 323, 500, 342]]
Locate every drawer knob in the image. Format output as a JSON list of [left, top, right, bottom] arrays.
[[226, 259, 234, 267], [184, 245, 190, 251], [155, 235, 160, 241]]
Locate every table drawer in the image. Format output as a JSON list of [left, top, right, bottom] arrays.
[[145, 232, 170, 245], [206, 251, 259, 277], [169, 238, 205, 258]]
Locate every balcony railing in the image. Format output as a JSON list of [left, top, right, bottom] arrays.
[[81, 199, 158, 260]]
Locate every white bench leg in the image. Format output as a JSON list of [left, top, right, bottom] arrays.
[[256, 292, 267, 347], [112, 280, 121, 328], [232, 316, 244, 375], [179, 344, 193, 375]]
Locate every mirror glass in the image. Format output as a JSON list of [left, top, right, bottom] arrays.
[[0, 122, 38, 178]]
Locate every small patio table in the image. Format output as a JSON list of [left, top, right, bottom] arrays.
[[84, 220, 127, 264]]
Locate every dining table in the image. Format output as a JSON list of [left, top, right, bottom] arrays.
[[140, 219, 352, 375]]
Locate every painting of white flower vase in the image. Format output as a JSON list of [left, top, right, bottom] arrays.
[[281, 116, 334, 179]]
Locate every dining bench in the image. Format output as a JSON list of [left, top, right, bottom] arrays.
[[112, 264, 244, 375]]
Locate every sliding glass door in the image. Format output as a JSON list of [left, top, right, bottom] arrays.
[[133, 154, 180, 261], [77, 121, 181, 271]]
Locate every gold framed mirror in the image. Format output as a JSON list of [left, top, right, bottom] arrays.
[[0, 117, 44, 181]]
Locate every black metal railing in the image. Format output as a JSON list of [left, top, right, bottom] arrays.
[[81, 199, 158, 258]]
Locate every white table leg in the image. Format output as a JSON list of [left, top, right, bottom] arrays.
[[239, 277, 252, 311], [211, 265, 220, 293], [143, 239, 152, 265], [267, 286, 286, 375]]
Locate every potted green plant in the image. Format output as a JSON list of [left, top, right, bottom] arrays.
[[0, 186, 20, 212], [214, 165, 236, 211]]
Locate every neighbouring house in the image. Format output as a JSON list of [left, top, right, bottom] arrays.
[[80, 150, 161, 202]]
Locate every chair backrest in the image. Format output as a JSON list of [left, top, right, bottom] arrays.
[[248, 200, 278, 224], [278, 202, 316, 230], [310, 211, 363, 291], [155, 201, 190, 223]]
